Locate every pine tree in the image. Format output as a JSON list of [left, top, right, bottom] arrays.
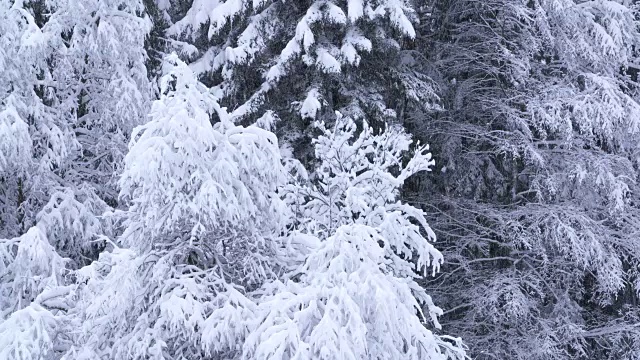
[[0, 0, 74, 238], [0, 0, 152, 256], [50, 0, 154, 205], [64, 54, 291, 359], [165, 0, 439, 162], [246, 112, 465, 360], [414, 0, 640, 358], [0, 0, 154, 357]]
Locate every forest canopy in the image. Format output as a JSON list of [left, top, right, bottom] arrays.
[[2, 0, 640, 359]]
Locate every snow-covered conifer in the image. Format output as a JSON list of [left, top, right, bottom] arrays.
[[0, 0, 153, 246], [47, 0, 154, 204], [249, 112, 465, 360], [0, 0, 75, 237], [165, 0, 438, 164], [419, 0, 640, 358], [64, 54, 291, 359], [0, 225, 71, 359]]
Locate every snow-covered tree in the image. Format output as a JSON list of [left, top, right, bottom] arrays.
[[47, 0, 154, 204], [1, 0, 154, 357], [64, 54, 291, 359], [415, 0, 640, 358], [0, 224, 76, 359], [0, 0, 153, 248], [0, 0, 74, 238], [247, 113, 465, 360], [164, 0, 438, 163]]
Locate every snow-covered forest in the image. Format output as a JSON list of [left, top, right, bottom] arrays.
[[2, 0, 640, 359]]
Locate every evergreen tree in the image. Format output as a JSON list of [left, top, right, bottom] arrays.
[[0, 0, 153, 357], [415, 0, 640, 358], [0, 0, 152, 259], [165, 0, 438, 162], [63, 54, 291, 359], [246, 112, 465, 359]]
